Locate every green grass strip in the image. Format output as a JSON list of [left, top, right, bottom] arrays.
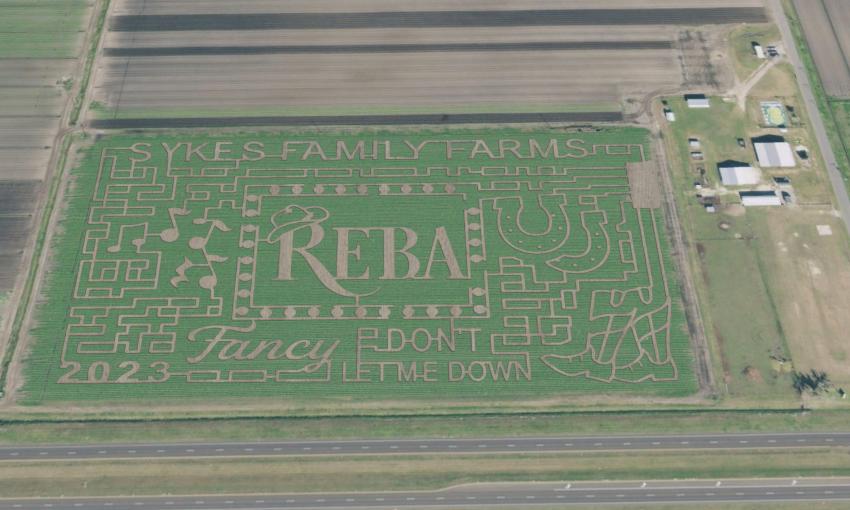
[[0, 134, 75, 397], [70, 0, 109, 126]]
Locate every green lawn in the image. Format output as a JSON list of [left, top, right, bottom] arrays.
[[829, 99, 850, 174], [1, 449, 848, 497], [21, 128, 696, 406], [2, 408, 850, 445], [660, 97, 796, 400]]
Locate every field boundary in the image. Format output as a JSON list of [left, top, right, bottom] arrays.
[[0, 405, 815, 425], [89, 112, 624, 129], [650, 129, 714, 396]]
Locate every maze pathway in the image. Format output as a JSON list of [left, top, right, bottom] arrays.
[[24, 129, 695, 403]]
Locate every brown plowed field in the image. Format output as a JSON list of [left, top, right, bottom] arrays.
[[112, 0, 766, 16], [793, 0, 850, 98], [0, 2, 93, 294], [95, 51, 674, 110], [90, 0, 766, 122]]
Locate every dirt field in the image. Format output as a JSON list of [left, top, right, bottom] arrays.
[[112, 0, 767, 16], [0, 1, 94, 296], [94, 50, 676, 109], [88, 112, 623, 130], [88, 0, 766, 123], [792, 0, 850, 98]]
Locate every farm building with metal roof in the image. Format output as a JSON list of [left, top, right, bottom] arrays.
[[717, 161, 760, 186], [739, 190, 783, 207], [685, 94, 710, 108], [753, 135, 796, 167]]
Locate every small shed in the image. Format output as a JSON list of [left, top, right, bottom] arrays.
[[685, 94, 710, 108], [740, 190, 782, 207], [718, 161, 760, 186]]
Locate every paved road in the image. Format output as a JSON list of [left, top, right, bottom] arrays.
[[1, 432, 848, 461], [2, 479, 849, 509], [771, 0, 850, 237]]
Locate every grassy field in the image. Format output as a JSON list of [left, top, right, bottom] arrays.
[[829, 99, 850, 180], [2, 408, 850, 445], [660, 57, 850, 401], [728, 23, 781, 81], [0, 0, 91, 58], [19, 128, 696, 406], [1, 449, 848, 497], [661, 97, 791, 400]]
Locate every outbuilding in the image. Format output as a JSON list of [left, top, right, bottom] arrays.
[[753, 135, 796, 168], [685, 94, 711, 108], [717, 161, 760, 186], [739, 190, 783, 207]]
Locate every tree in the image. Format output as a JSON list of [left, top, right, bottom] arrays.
[[791, 369, 830, 395]]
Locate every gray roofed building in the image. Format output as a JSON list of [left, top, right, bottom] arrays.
[[718, 161, 760, 186], [753, 135, 796, 167], [740, 190, 783, 206], [685, 94, 711, 108]]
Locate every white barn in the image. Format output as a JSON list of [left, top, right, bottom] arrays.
[[740, 190, 783, 207], [754, 140, 796, 167], [685, 94, 711, 108], [718, 162, 760, 186]]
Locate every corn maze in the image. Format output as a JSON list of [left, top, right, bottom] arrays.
[[23, 129, 696, 403]]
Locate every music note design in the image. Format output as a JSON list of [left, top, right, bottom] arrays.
[[160, 207, 189, 242]]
